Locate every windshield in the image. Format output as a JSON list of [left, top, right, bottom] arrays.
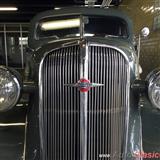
[[37, 15, 128, 39], [85, 16, 128, 38]]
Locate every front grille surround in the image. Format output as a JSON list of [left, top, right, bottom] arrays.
[[39, 42, 131, 160]]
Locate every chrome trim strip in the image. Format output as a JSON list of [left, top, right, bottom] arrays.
[[124, 59, 130, 160], [4, 24, 8, 66], [39, 55, 45, 160], [80, 41, 88, 160], [20, 24, 24, 69], [80, 16, 84, 39], [22, 116, 28, 160]]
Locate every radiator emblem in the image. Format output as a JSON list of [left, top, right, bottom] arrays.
[[65, 78, 104, 92]]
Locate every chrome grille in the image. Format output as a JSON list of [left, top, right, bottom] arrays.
[[40, 44, 130, 160], [87, 46, 129, 160]]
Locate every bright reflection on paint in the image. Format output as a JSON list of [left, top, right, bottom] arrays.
[[76, 33, 95, 37], [54, 7, 61, 10]]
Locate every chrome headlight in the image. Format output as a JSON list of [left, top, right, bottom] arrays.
[[147, 69, 160, 109], [0, 66, 21, 111]]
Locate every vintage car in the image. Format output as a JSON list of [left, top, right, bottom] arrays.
[[0, 5, 160, 160]]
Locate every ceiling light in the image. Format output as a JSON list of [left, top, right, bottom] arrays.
[[54, 7, 61, 10], [0, 7, 18, 11], [41, 18, 81, 31], [0, 123, 25, 126]]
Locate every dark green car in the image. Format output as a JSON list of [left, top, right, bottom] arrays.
[[0, 6, 160, 160]]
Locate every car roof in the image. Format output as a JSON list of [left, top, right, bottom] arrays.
[[29, 7, 133, 49]]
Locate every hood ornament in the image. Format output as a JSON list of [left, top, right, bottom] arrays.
[[65, 78, 104, 92]]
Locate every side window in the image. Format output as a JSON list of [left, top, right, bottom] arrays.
[[153, 0, 160, 30], [153, 15, 160, 30], [0, 23, 29, 68]]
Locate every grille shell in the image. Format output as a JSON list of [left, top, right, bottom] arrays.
[[39, 44, 130, 160]]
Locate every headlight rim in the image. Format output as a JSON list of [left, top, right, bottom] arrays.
[[0, 66, 21, 112], [147, 68, 160, 109]]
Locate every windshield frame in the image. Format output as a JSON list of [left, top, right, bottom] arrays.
[[36, 15, 129, 40]]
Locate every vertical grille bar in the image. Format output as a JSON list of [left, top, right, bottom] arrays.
[[80, 44, 88, 160], [40, 44, 130, 160]]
